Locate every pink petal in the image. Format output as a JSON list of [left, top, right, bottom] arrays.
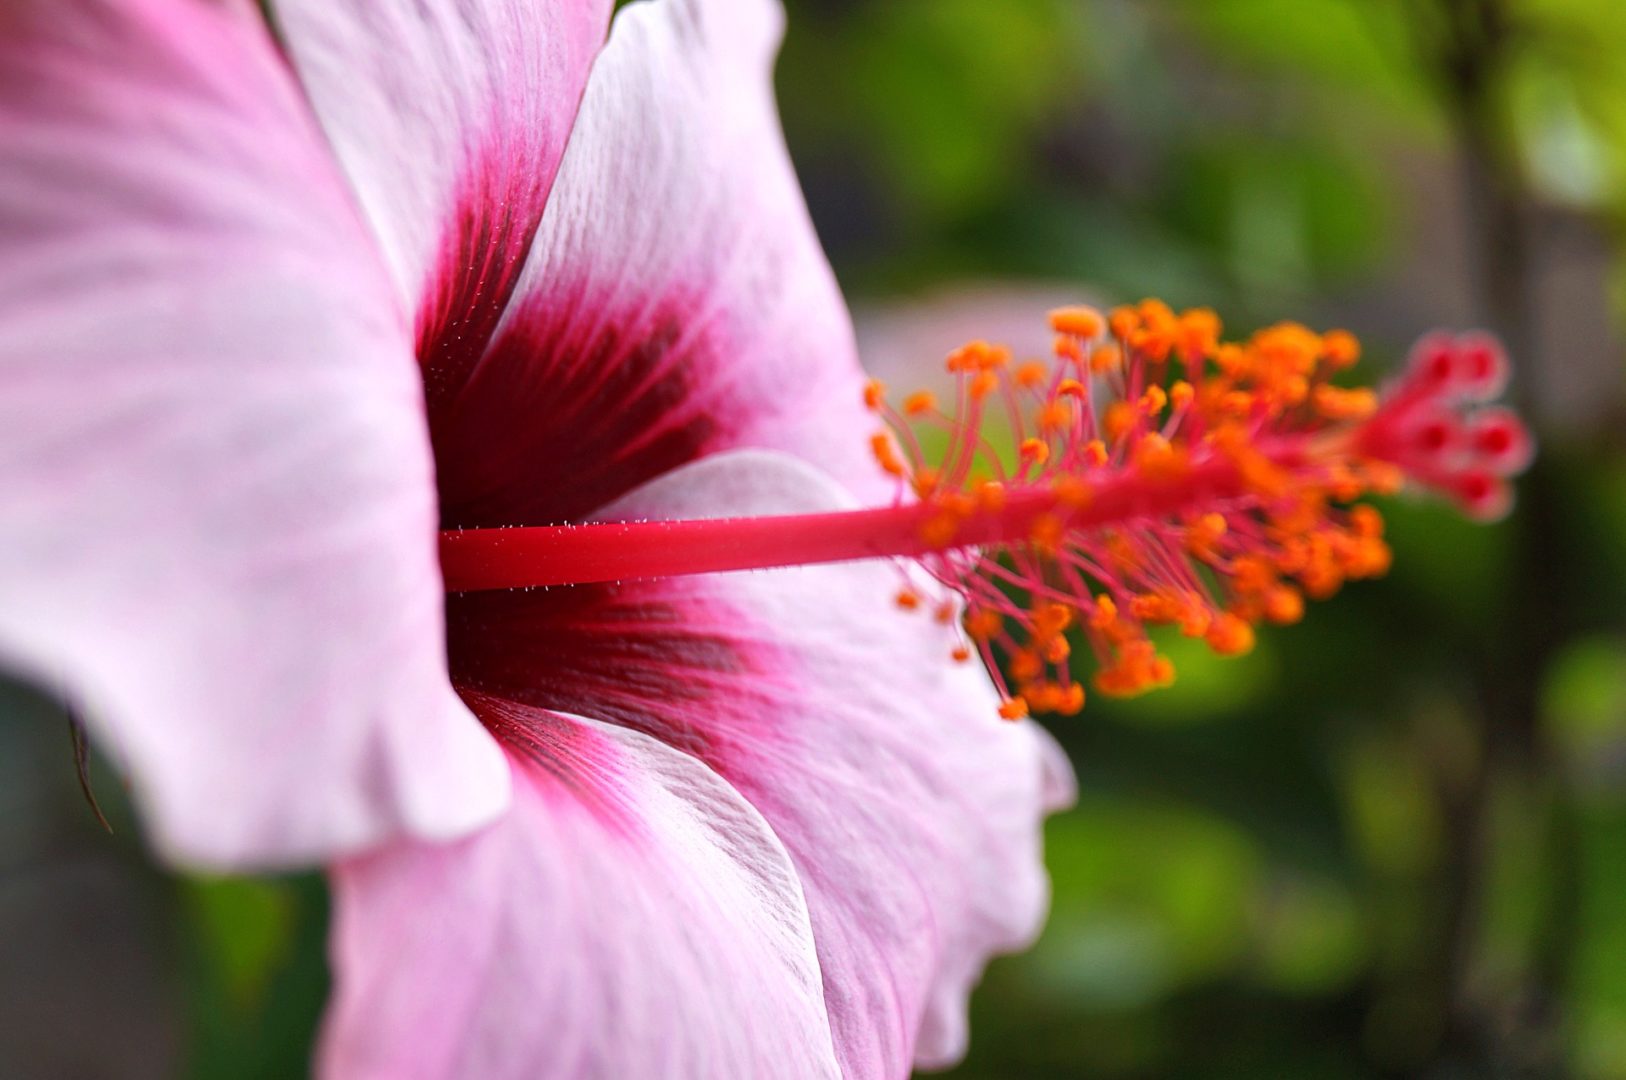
[[0, 0, 506, 867], [430, 0, 886, 531], [271, 0, 612, 406], [448, 451, 1075, 1076], [321, 698, 841, 1080]]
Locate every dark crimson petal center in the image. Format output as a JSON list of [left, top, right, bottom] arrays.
[[447, 582, 774, 780], [429, 287, 723, 531]]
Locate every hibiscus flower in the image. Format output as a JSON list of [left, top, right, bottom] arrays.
[[0, 0, 1072, 1076]]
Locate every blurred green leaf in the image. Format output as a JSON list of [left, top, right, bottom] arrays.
[[781, 0, 1088, 224], [179, 874, 327, 1080], [1039, 797, 1261, 1005], [182, 877, 295, 1012]]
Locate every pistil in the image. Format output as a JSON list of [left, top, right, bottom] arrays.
[[441, 302, 1532, 719], [439, 455, 1256, 592]]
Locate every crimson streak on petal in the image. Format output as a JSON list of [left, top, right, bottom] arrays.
[[416, 160, 553, 421]]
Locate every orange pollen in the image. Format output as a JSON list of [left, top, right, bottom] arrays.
[[976, 480, 1008, 512], [1090, 343, 1123, 374], [997, 698, 1030, 721], [1050, 305, 1106, 338], [903, 390, 938, 416], [863, 304, 1532, 717], [1015, 361, 1048, 389]]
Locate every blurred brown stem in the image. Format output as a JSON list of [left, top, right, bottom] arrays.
[[1413, 0, 1579, 1074]]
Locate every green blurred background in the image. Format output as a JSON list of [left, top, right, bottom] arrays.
[[4, 0, 1626, 1076]]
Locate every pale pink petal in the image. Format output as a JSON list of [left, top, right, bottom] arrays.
[[429, 0, 885, 531], [271, 0, 611, 399], [321, 698, 840, 1080], [0, 0, 506, 867], [448, 451, 1075, 1076]]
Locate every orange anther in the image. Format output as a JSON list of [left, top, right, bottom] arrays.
[[910, 467, 940, 498], [1177, 308, 1221, 361], [1134, 434, 1187, 480], [919, 512, 959, 547], [966, 609, 1004, 640], [1031, 512, 1066, 555], [977, 343, 1013, 370], [1083, 440, 1109, 467], [1038, 400, 1072, 432], [1327, 464, 1365, 502], [895, 589, 921, 611], [951, 644, 973, 663], [864, 379, 886, 410], [1252, 322, 1322, 376], [1205, 613, 1255, 656], [1170, 381, 1195, 410], [1347, 537, 1392, 578], [1312, 385, 1377, 421], [1264, 586, 1304, 625], [1053, 334, 1086, 364], [1015, 361, 1049, 389], [1054, 475, 1091, 509], [997, 698, 1030, 721], [976, 480, 1008, 513], [1035, 602, 1073, 635], [1043, 636, 1072, 663], [1214, 428, 1288, 495], [903, 390, 938, 416], [1090, 343, 1123, 374], [1057, 378, 1087, 398], [970, 370, 1000, 400], [947, 340, 1011, 373], [1109, 306, 1139, 340], [1349, 505, 1384, 538], [1231, 554, 1275, 597], [1130, 328, 1174, 363], [1215, 343, 1248, 376], [1130, 593, 1181, 623], [1058, 683, 1086, 715], [1139, 385, 1168, 415], [1020, 438, 1050, 467], [1139, 298, 1175, 327], [1184, 511, 1228, 560], [1322, 329, 1360, 368], [1089, 594, 1118, 630], [1177, 602, 1213, 638], [1363, 462, 1405, 495], [1010, 650, 1043, 682], [934, 601, 958, 625], [1023, 683, 1063, 713], [1104, 401, 1137, 442], [870, 432, 905, 476], [1049, 305, 1106, 338]]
